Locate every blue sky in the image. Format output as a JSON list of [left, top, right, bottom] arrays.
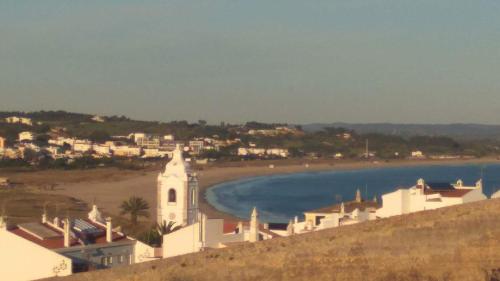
[[1, 1, 500, 124]]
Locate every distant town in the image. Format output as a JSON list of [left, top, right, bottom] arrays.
[[1, 111, 498, 173]]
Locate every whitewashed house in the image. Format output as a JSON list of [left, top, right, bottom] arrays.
[[292, 189, 378, 234], [18, 131, 35, 142], [73, 140, 93, 153], [112, 145, 142, 157], [376, 178, 487, 218], [0, 206, 159, 281], [5, 116, 33, 126]]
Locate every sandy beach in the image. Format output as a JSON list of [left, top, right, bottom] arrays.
[[1, 157, 499, 222]]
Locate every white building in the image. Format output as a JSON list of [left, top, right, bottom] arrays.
[[491, 189, 500, 199], [411, 150, 425, 158], [5, 116, 33, 126], [376, 178, 487, 218], [73, 140, 93, 153], [0, 136, 5, 150], [162, 207, 280, 258], [294, 189, 378, 234], [159, 146, 281, 258], [128, 133, 146, 143], [157, 145, 199, 227], [91, 115, 105, 123], [93, 144, 111, 156], [0, 206, 159, 281], [163, 135, 174, 141], [112, 145, 142, 157], [266, 148, 289, 158], [18, 131, 34, 142]]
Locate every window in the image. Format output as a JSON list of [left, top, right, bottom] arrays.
[[107, 255, 113, 265], [101, 257, 107, 266], [315, 216, 325, 226], [119, 255, 124, 264], [191, 188, 196, 205], [168, 189, 176, 203]]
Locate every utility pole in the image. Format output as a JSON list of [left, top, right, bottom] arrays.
[[365, 139, 369, 159]]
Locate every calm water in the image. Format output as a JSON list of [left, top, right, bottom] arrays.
[[205, 163, 500, 223]]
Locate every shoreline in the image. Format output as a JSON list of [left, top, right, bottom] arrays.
[[197, 157, 500, 221], [2, 157, 499, 223]]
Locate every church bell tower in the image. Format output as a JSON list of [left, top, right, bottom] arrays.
[[157, 145, 199, 227]]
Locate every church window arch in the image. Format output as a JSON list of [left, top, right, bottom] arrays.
[[168, 189, 176, 203]]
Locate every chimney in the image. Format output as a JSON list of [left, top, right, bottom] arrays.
[[237, 221, 243, 234], [53, 217, 60, 228], [286, 220, 294, 236], [106, 217, 113, 243], [249, 207, 259, 243], [42, 212, 47, 224], [63, 218, 70, 248], [355, 188, 362, 203]]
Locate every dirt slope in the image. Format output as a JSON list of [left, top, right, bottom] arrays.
[[51, 199, 500, 281]]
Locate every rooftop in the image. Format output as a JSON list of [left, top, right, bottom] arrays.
[[9, 218, 130, 250]]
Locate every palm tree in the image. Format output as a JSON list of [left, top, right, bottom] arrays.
[[120, 197, 150, 225], [157, 221, 181, 236]]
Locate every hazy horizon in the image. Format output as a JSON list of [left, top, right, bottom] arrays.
[[1, 1, 500, 124]]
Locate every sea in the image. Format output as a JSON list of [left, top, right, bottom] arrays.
[[205, 163, 500, 223]]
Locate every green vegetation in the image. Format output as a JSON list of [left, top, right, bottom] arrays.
[[137, 221, 181, 247], [1, 110, 499, 162], [119, 196, 150, 225]]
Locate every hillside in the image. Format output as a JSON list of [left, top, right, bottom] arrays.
[[304, 123, 500, 140], [51, 199, 500, 281]]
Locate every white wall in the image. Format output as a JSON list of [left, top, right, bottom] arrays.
[[134, 240, 160, 263], [377, 189, 409, 218], [159, 175, 188, 227], [0, 230, 72, 281], [163, 223, 201, 258]]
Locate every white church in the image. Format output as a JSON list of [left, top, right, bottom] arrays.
[[158, 145, 283, 258], [157, 145, 200, 227]]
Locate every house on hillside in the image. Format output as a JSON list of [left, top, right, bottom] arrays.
[[18, 131, 35, 142], [0, 136, 6, 150], [5, 116, 33, 126], [376, 178, 487, 218], [291, 189, 378, 234], [0, 205, 159, 281]]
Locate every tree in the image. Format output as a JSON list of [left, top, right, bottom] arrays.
[[88, 130, 111, 143], [156, 221, 181, 236], [120, 197, 150, 225]]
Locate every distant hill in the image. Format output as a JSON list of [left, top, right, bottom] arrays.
[[54, 199, 500, 281], [303, 123, 500, 140]]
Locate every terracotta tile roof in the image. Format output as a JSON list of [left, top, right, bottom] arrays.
[[9, 219, 130, 250], [305, 200, 379, 214], [424, 188, 473, 198]]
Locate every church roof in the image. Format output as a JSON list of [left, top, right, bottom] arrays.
[[160, 145, 191, 177]]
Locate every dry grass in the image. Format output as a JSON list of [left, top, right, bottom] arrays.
[[50, 199, 500, 281]]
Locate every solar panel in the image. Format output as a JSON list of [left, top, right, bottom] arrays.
[[427, 182, 455, 190], [73, 219, 104, 235], [18, 222, 61, 240]]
